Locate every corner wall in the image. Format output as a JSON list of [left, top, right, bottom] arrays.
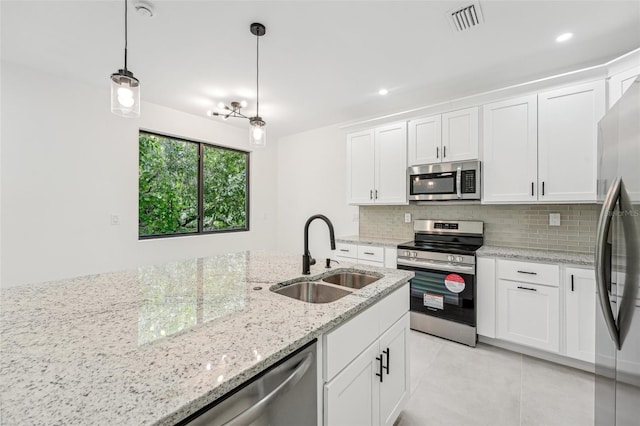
[[0, 61, 278, 288], [276, 126, 358, 261]]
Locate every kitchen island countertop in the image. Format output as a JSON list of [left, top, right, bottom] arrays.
[[0, 251, 412, 425]]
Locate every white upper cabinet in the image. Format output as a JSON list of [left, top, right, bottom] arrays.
[[375, 123, 408, 204], [482, 95, 538, 203], [608, 65, 640, 108], [408, 107, 478, 166], [347, 122, 407, 205], [407, 115, 441, 165], [482, 81, 605, 204], [442, 107, 479, 162], [347, 130, 376, 204], [538, 81, 605, 202]]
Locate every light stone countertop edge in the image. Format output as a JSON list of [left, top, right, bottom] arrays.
[[477, 245, 594, 266], [336, 235, 409, 248]]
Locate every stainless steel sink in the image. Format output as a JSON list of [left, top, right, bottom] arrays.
[[273, 281, 353, 303], [321, 272, 380, 289]]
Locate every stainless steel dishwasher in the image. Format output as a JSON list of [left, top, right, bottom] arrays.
[[178, 340, 317, 426]]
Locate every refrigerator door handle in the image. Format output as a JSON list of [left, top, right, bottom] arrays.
[[595, 177, 621, 350]]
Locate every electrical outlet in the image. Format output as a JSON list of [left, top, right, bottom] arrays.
[[549, 213, 561, 226], [111, 214, 120, 226], [404, 213, 412, 223]]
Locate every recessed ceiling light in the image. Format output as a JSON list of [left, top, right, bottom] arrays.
[[556, 32, 573, 43], [378, 88, 389, 96]]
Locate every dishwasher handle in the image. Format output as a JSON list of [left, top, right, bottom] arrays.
[[223, 352, 314, 426]]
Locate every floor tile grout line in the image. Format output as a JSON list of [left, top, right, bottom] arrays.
[[519, 354, 523, 426]]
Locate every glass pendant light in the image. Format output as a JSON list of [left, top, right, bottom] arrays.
[[110, 0, 140, 118], [248, 23, 266, 147]]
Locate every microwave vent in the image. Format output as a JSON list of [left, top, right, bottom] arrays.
[[448, 2, 484, 32]]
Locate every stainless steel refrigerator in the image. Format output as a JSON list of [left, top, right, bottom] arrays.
[[595, 76, 640, 426]]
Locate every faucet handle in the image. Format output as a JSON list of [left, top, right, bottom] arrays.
[[309, 257, 316, 266]]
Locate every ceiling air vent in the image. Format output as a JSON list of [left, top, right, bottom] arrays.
[[448, 2, 484, 32]]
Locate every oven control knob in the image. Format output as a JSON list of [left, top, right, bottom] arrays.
[[412, 252, 418, 258], [404, 250, 410, 257], [447, 255, 454, 262], [456, 256, 463, 263]]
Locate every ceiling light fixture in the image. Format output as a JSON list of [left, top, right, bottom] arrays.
[[110, 0, 140, 118], [378, 88, 389, 96], [556, 32, 573, 43], [210, 23, 267, 147]]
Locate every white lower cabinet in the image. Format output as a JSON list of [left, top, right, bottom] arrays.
[[323, 285, 409, 426], [496, 279, 560, 352], [334, 242, 396, 269], [324, 315, 409, 426], [324, 343, 380, 426], [482, 257, 596, 365], [564, 267, 596, 363], [378, 315, 409, 426], [476, 257, 496, 338]]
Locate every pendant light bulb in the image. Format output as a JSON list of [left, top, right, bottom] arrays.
[[250, 117, 266, 146], [110, 0, 140, 118]]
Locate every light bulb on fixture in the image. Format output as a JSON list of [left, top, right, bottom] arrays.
[[110, 0, 140, 117], [250, 117, 266, 146]]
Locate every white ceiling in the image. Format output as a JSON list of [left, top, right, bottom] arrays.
[[2, 1, 639, 138]]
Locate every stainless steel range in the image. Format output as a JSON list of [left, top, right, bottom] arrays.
[[397, 220, 484, 347]]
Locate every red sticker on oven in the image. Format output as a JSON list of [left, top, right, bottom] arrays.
[[444, 274, 465, 293]]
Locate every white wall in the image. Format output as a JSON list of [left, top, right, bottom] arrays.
[[276, 125, 358, 262], [0, 61, 277, 288]]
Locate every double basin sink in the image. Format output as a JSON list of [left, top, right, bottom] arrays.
[[272, 271, 381, 304]]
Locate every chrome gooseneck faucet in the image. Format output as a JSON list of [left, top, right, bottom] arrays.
[[303, 214, 336, 275]]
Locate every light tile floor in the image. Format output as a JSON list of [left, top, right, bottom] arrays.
[[397, 330, 595, 426]]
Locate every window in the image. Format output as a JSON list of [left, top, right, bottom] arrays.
[[138, 131, 249, 238]]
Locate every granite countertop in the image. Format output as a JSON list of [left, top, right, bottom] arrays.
[[477, 245, 594, 266], [337, 235, 409, 248], [0, 251, 412, 425]]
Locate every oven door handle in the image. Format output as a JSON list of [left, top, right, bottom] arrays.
[[397, 258, 475, 275], [456, 166, 462, 199]]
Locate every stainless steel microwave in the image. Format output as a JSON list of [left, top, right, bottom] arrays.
[[408, 160, 481, 201]]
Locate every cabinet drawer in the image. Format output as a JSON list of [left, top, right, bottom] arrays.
[[497, 259, 559, 287], [357, 245, 384, 263], [335, 243, 357, 259]]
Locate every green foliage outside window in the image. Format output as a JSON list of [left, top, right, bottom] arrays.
[[138, 132, 248, 238]]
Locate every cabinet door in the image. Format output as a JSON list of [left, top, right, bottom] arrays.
[[324, 343, 380, 426], [608, 65, 640, 108], [441, 106, 479, 162], [374, 122, 408, 205], [496, 279, 560, 353], [477, 257, 496, 338], [482, 95, 538, 203], [347, 130, 375, 205], [408, 115, 441, 165], [538, 81, 605, 202], [565, 267, 596, 363], [379, 314, 409, 426]]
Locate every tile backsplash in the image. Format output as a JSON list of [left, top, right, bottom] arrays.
[[359, 204, 600, 253]]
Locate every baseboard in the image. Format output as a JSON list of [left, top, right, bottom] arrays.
[[478, 336, 595, 373]]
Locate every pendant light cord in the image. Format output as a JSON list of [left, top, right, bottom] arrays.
[[255, 29, 259, 117], [124, 0, 128, 71]]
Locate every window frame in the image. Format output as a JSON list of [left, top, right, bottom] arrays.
[[138, 130, 250, 240]]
